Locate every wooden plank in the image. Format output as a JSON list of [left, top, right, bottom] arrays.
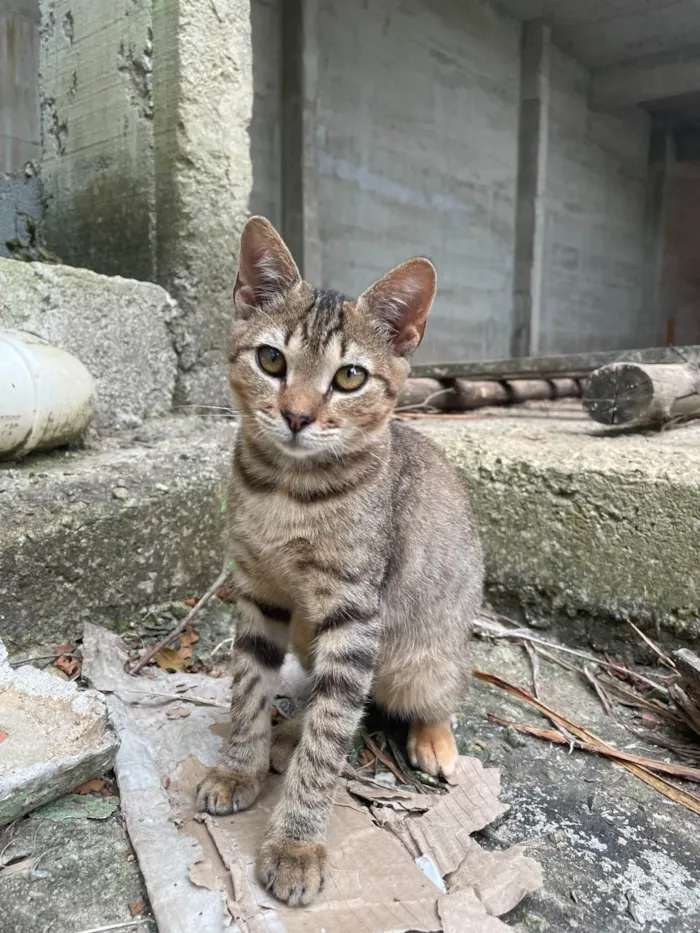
[[411, 346, 700, 383]]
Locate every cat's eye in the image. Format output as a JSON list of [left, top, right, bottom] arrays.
[[257, 345, 286, 377], [333, 364, 368, 392]]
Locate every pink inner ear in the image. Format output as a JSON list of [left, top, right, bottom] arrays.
[[234, 216, 300, 314], [360, 258, 436, 354]]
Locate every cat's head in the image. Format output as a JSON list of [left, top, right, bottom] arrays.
[[228, 216, 436, 460]]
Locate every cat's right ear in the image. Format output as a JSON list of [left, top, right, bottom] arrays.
[[233, 216, 301, 318]]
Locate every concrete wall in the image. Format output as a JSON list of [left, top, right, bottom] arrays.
[[249, 0, 282, 227], [539, 47, 653, 355], [313, 0, 521, 363], [660, 159, 700, 347], [0, 0, 40, 173], [0, 0, 42, 260]]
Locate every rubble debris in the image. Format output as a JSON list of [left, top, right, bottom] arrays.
[[0, 637, 119, 826], [83, 624, 542, 933]]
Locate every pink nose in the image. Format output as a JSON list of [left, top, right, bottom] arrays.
[[282, 409, 314, 434]]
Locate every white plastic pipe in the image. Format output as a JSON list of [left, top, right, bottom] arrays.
[[0, 330, 96, 458]]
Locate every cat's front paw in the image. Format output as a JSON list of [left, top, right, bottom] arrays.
[[196, 767, 262, 815], [257, 838, 326, 906]]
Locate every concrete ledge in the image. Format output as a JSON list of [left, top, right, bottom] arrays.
[[3, 411, 699, 655], [0, 417, 231, 654], [0, 259, 179, 431], [420, 412, 700, 643]]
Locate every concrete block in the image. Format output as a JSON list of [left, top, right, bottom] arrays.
[[0, 258, 179, 431], [420, 413, 700, 643], [0, 637, 119, 826], [0, 416, 230, 655]]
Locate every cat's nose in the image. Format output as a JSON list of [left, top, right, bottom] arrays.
[[282, 409, 315, 434]]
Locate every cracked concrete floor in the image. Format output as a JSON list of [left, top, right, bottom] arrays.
[[1, 629, 698, 933]]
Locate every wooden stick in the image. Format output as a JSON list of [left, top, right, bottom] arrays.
[[487, 715, 700, 782], [396, 376, 581, 413], [129, 567, 231, 675], [411, 345, 700, 382], [583, 362, 700, 427], [476, 670, 700, 815]]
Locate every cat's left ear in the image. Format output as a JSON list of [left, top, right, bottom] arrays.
[[234, 216, 301, 318], [357, 258, 436, 355]]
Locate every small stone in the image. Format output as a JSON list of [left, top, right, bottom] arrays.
[[504, 726, 528, 748], [112, 486, 128, 500]]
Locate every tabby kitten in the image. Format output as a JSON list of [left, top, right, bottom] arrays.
[[197, 217, 483, 906]]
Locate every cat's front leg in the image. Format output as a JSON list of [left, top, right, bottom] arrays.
[[258, 596, 380, 906], [197, 594, 290, 815]]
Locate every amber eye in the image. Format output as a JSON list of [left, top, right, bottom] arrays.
[[257, 346, 286, 377], [333, 364, 368, 392]]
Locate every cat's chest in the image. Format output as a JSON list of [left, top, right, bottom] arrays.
[[231, 486, 330, 567]]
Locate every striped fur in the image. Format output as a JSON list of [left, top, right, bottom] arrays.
[[196, 217, 484, 907]]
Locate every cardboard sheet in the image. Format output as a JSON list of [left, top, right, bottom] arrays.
[[83, 624, 541, 933]]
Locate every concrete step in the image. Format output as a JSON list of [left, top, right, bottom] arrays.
[[0, 416, 233, 654], [2, 407, 700, 656]]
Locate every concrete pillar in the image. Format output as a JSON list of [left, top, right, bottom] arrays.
[[39, 0, 254, 407], [511, 20, 551, 359], [39, 0, 156, 281], [151, 0, 253, 407], [643, 118, 675, 345], [281, 0, 321, 284]]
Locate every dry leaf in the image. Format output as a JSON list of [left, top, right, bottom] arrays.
[[55, 640, 73, 656], [129, 901, 145, 917], [73, 778, 106, 795], [177, 627, 200, 661], [0, 730, 8, 744], [183, 597, 198, 607], [154, 648, 187, 672], [358, 748, 375, 767], [54, 654, 80, 677]]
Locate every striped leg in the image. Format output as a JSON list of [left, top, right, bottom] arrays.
[[258, 598, 380, 906], [197, 594, 290, 815]]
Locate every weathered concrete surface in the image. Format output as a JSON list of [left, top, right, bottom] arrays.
[[152, 0, 253, 408], [314, 0, 520, 363], [420, 410, 700, 644], [40, 0, 157, 282], [0, 791, 150, 933], [0, 169, 43, 260], [4, 408, 700, 655], [0, 416, 231, 655], [460, 638, 700, 932], [0, 0, 40, 174], [0, 258, 179, 431], [0, 639, 119, 825]]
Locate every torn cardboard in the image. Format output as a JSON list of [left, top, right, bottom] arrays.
[[82, 623, 541, 933]]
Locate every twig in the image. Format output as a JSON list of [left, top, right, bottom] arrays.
[[582, 665, 613, 715], [129, 567, 231, 675], [473, 616, 670, 697], [363, 734, 413, 787], [70, 921, 154, 933], [625, 619, 676, 670], [476, 669, 700, 815], [524, 641, 541, 699], [384, 732, 429, 794], [9, 653, 80, 668], [487, 715, 700, 783], [210, 637, 234, 659], [394, 387, 454, 413], [108, 688, 229, 709]]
